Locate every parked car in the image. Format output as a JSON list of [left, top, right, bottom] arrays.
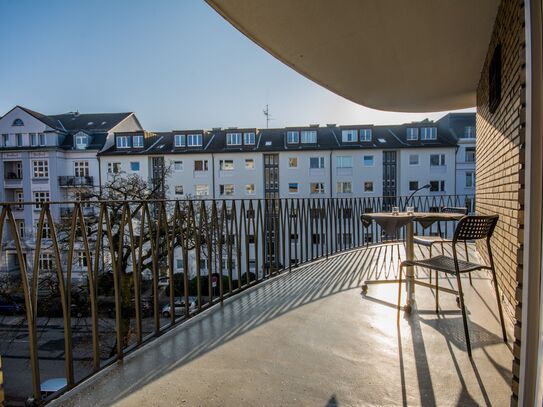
[[162, 297, 197, 318]]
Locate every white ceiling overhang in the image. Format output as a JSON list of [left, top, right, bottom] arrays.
[[206, 0, 500, 112]]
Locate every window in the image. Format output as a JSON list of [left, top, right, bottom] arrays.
[[406, 128, 419, 140], [16, 134, 22, 147], [219, 160, 234, 171], [287, 131, 299, 144], [244, 132, 255, 145], [195, 184, 209, 196], [409, 181, 419, 191], [309, 157, 325, 169], [288, 157, 298, 168], [337, 181, 352, 193], [312, 233, 325, 245], [116, 135, 130, 148], [363, 155, 374, 166], [429, 180, 445, 192], [108, 162, 121, 173], [465, 147, 475, 163], [420, 127, 437, 140], [32, 160, 48, 178], [288, 183, 299, 193], [360, 128, 372, 141], [245, 184, 255, 195], [430, 154, 445, 166], [12, 118, 24, 127], [220, 184, 235, 196], [465, 171, 475, 188], [39, 254, 54, 271], [226, 133, 242, 146], [194, 160, 209, 171], [29, 133, 38, 146], [15, 191, 24, 209], [175, 185, 184, 195], [245, 159, 254, 169], [409, 154, 419, 165], [173, 161, 183, 171], [133, 135, 144, 148], [130, 161, 140, 172], [75, 134, 88, 149], [463, 126, 476, 139], [301, 130, 317, 143], [77, 252, 89, 269], [33, 191, 50, 209], [38, 133, 45, 146], [74, 161, 89, 177], [176, 259, 184, 270], [342, 129, 357, 142], [336, 156, 353, 168], [187, 134, 203, 147], [2, 134, 8, 147], [310, 182, 325, 194], [174, 134, 186, 147], [39, 220, 51, 239], [364, 181, 374, 192]]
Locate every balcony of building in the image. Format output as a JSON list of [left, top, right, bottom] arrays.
[[58, 176, 94, 188], [3, 161, 23, 189]]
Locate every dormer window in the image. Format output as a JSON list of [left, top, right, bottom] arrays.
[[463, 126, 476, 139], [133, 135, 144, 148], [12, 118, 24, 127], [287, 131, 299, 144], [406, 128, 419, 141], [174, 134, 186, 147], [421, 127, 437, 140], [75, 134, 89, 149], [342, 129, 357, 142], [360, 128, 372, 142], [244, 132, 255, 145], [226, 132, 242, 146], [301, 130, 317, 143], [187, 133, 202, 147], [116, 135, 130, 148]]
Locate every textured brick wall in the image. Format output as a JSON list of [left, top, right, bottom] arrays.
[[475, 0, 525, 404]]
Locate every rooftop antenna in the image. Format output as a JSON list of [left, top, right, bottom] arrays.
[[263, 104, 273, 128]]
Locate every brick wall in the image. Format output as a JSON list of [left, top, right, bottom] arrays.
[[475, 0, 525, 404]]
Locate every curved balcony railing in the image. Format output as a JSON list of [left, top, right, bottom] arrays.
[[0, 194, 474, 405], [58, 176, 94, 188]]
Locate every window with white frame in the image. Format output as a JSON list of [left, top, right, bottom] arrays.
[[116, 135, 130, 148], [429, 180, 445, 192], [364, 181, 374, 192], [15, 190, 24, 209], [175, 185, 184, 195], [130, 161, 140, 172], [40, 220, 51, 239], [360, 128, 372, 141], [133, 135, 144, 148], [421, 127, 437, 140], [288, 183, 299, 193], [363, 155, 374, 166], [465, 147, 475, 163], [409, 181, 419, 191], [219, 160, 234, 170], [174, 134, 186, 147], [226, 132, 242, 146], [301, 130, 317, 143], [309, 157, 325, 169], [33, 191, 50, 209], [245, 159, 254, 169], [77, 252, 89, 269], [220, 184, 235, 196], [2, 134, 8, 147], [187, 134, 203, 147], [176, 259, 184, 270], [108, 162, 121, 173], [38, 133, 45, 146], [336, 156, 353, 168], [245, 184, 255, 195], [342, 129, 357, 142], [287, 131, 299, 144], [194, 160, 208, 171], [173, 161, 183, 171], [430, 154, 445, 166], [39, 253, 54, 271], [16, 134, 22, 147], [337, 181, 352, 194], [244, 132, 255, 145], [310, 182, 325, 194], [406, 128, 419, 140], [463, 126, 476, 139], [75, 134, 88, 149], [16, 220, 25, 238], [288, 157, 298, 168], [74, 161, 89, 177], [465, 171, 475, 188], [195, 184, 209, 196], [409, 154, 419, 165], [32, 160, 48, 178], [12, 118, 24, 127]]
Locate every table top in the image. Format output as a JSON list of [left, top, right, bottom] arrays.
[[361, 212, 464, 221]]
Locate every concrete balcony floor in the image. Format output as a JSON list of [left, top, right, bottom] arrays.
[[54, 243, 513, 407]]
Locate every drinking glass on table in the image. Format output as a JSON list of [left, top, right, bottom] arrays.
[[406, 206, 415, 215], [392, 206, 400, 215]]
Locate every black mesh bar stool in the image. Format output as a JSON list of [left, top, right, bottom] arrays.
[[398, 215, 507, 357], [414, 207, 471, 285]]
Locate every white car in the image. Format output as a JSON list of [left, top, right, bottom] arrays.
[[162, 297, 197, 318]]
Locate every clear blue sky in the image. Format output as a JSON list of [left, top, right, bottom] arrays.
[[0, 0, 474, 131]]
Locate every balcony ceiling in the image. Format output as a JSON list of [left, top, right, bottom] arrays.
[[206, 0, 500, 112]]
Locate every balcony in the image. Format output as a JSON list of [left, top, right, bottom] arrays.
[[4, 162, 23, 189], [58, 176, 94, 188], [59, 205, 96, 218]]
